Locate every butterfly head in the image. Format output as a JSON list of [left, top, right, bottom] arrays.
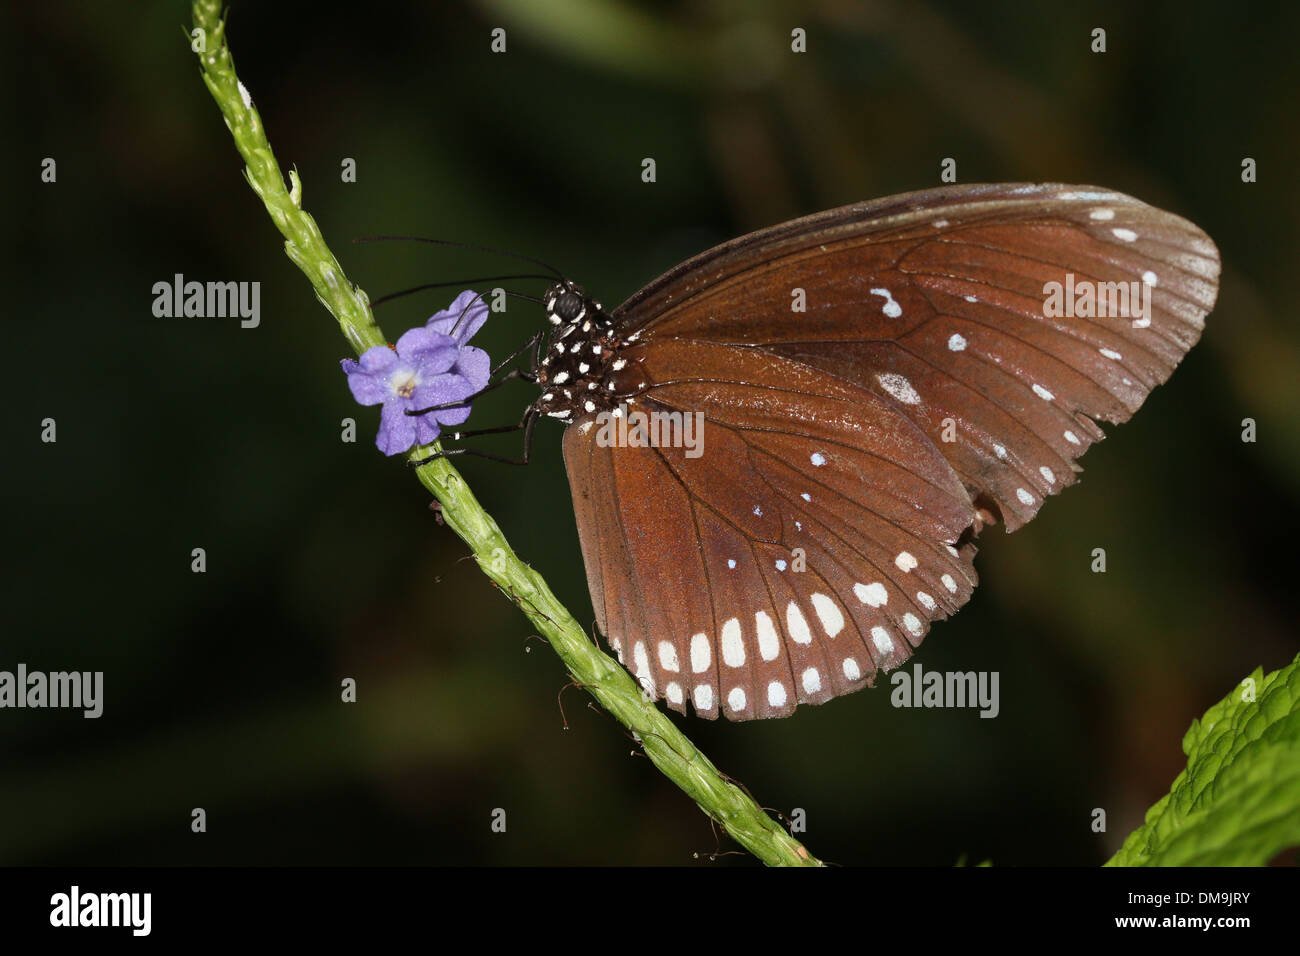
[[543, 280, 607, 328]]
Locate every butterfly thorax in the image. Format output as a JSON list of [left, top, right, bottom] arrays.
[[535, 280, 648, 423]]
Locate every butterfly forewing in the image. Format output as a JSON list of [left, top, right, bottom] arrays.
[[562, 183, 1219, 720]]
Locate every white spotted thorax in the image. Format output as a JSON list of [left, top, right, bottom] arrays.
[[536, 281, 647, 422]]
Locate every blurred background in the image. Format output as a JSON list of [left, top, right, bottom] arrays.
[[2, 0, 1297, 866]]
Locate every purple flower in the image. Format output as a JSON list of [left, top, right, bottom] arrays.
[[425, 290, 492, 397], [341, 291, 492, 455]]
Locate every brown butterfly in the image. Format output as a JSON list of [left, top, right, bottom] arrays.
[[505, 183, 1219, 720]]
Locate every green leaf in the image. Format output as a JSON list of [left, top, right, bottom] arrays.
[[1107, 653, 1300, 866]]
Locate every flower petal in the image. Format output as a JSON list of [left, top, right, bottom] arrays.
[[376, 400, 419, 455], [433, 402, 472, 427], [427, 289, 488, 344], [453, 345, 492, 392], [412, 412, 442, 446], [343, 347, 400, 406], [395, 326, 457, 367], [420, 372, 478, 427], [412, 372, 476, 415], [358, 346, 398, 372]]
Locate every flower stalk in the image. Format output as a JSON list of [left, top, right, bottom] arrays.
[[191, 0, 820, 866]]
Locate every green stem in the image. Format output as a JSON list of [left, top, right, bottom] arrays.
[[190, 0, 820, 867]]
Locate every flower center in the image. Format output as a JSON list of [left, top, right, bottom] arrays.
[[393, 372, 418, 399]]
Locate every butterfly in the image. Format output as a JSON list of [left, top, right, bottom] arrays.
[[480, 183, 1220, 720]]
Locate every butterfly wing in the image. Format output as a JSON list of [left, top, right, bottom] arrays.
[[566, 183, 1219, 719], [617, 183, 1220, 531], [563, 351, 980, 719]]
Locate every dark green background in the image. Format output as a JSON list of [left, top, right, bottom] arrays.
[[3, 0, 1297, 865]]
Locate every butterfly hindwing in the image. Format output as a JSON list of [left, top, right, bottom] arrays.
[[563, 344, 980, 719]]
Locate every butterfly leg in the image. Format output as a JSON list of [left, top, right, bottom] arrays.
[[409, 407, 539, 467], [406, 331, 544, 416], [489, 330, 543, 382], [406, 371, 519, 415]]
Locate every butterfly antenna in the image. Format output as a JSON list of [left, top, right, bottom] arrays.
[[354, 235, 565, 280], [451, 290, 490, 337], [430, 287, 542, 338], [370, 277, 546, 310]]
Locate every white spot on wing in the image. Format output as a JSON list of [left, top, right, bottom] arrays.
[[1059, 190, 1119, 202], [948, 333, 967, 352], [721, 618, 745, 667], [870, 287, 903, 318], [801, 668, 822, 694], [666, 681, 683, 705], [1064, 430, 1080, 445], [1040, 466, 1056, 485], [693, 684, 713, 711], [810, 452, 827, 467], [1032, 384, 1055, 401], [785, 602, 813, 645], [658, 641, 679, 672], [767, 681, 788, 707], [1112, 227, 1138, 242], [1100, 348, 1123, 360], [871, 627, 893, 657], [690, 633, 711, 673], [843, 657, 862, 680], [633, 641, 653, 694], [809, 593, 843, 637], [1089, 208, 1115, 221], [756, 611, 781, 661], [916, 591, 936, 610], [1016, 488, 1036, 505], [854, 582, 888, 607], [941, 573, 957, 594], [727, 687, 746, 712], [894, 551, 918, 573], [902, 612, 923, 636], [877, 372, 921, 405]]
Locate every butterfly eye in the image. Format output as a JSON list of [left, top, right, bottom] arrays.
[[554, 291, 584, 322]]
